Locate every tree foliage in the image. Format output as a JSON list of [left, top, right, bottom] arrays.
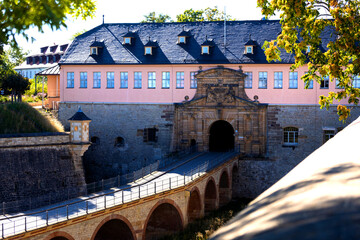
[[176, 6, 236, 22], [1, 73, 30, 102], [141, 12, 172, 23], [0, 0, 96, 49], [257, 0, 360, 121]]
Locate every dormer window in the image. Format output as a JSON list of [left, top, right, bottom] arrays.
[[177, 27, 191, 45], [144, 37, 157, 55], [201, 36, 214, 55], [246, 46, 253, 54], [178, 36, 186, 44], [201, 46, 209, 55], [244, 35, 256, 55], [145, 47, 152, 55], [124, 37, 132, 45], [90, 47, 98, 55]]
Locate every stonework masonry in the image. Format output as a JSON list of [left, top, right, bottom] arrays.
[[58, 103, 174, 182], [0, 133, 87, 212]]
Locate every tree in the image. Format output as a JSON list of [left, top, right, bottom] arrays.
[[141, 12, 173, 23], [257, 0, 360, 121], [1, 73, 30, 103], [0, 0, 96, 50], [176, 6, 236, 22]]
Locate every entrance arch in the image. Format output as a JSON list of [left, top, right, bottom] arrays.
[[219, 170, 231, 207], [187, 188, 202, 222], [209, 120, 234, 152], [92, 216, 135, 240], [144, 202, 183, 240]]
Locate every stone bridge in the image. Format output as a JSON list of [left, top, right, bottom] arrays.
[[3, 152, 239, 240]]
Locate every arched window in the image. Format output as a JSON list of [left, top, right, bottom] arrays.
[[283, 127, 298, 145], [114, 137, 125, 147]]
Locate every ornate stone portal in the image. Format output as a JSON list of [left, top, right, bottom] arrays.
[[173, 67, 267, 156]]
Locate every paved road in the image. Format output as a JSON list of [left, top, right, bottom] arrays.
[[0, 152, 237, 239]]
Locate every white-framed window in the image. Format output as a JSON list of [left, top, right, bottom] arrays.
[[176, 72, 184, 89], [120, 72, 128, 88], [201, 46, 209, 54], [67, 72, 74, 88], [80, 72, 87, 88], [145, 47, 152, 55], [259, 72, 267, 89], [246, 46, 253, 54], [323, 129, 335, 143], [283, 127, 299, 145], [134, 72, 142, 89], [148, 72, 156, 89], [244, 72, 252, 88], [304, 72, 313, 89], [274, 72, 283, 89], [162, 72, 170, 89], [178, 36, 186, 44], [320, 75, 329, 89], [190, 72, 197, 89], [289, 72, 298, 89], [107, 72, 114, 88], [353, 75, 360, 88], [93, 72, 101, 88], [90, 47, 98, 55], [124, 37, 131, 45]]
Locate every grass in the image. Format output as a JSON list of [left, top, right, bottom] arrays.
[[160, 198, 252, 240], [0, 102, 63, 134]]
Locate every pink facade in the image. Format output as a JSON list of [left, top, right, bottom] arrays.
[[60, 64, 343, 105]]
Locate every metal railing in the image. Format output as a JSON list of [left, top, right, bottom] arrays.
[[0, 151, 237, 239]]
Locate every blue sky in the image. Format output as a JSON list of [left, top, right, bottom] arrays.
[[17, 0, 276, 54]]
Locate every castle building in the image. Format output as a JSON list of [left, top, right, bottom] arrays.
[[57, 20, 359, 184]]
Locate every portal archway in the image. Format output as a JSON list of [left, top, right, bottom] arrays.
[[209, 120, 234, 152], [144, 202, 183, 240]]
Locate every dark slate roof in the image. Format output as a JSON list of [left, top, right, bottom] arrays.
[[123, 31, 137, 38], [202, 38, 215, 46], [90, 40, 105, 47], [144, 38, 158, 47], [178, 29, 192, 37], [245, 39, 257, 46], [36, 65, 60, 75], [60, 20, 335, 65], [68, 107, 91, 121]]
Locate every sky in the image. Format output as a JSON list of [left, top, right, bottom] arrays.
[[17, 0, 276, 54]]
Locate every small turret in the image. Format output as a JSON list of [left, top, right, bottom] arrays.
[[68, 107, 91, 143]]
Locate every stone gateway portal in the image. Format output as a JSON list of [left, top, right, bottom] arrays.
[[173, 67, 267, 156], [209, 120, 235, 152]]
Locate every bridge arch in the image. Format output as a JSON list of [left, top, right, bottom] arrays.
[[209, 120, 235, 152], [219, 169, 231, 207], [204, 177, 218, 214], [44, 231, 75, 240], [187, 186, 202, 223], [143, 199, 184, 240], [231, 163, 239, 199], [91, 214, 136, 240]]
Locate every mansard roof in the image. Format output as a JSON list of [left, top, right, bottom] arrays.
[[60, 20, 335, 65]]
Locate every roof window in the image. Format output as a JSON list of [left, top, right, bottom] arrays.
[[201, 36, 214, 55], [122, 28, 136, 45], [244, 35, 257, 55], [177, 27, 191, 44], [90, 38, 104, 56], [144, 37, 157, 55]]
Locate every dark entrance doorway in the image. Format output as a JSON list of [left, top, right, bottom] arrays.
[[209, 120, 234, 152]]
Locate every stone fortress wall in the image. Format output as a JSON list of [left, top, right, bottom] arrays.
[[0, 133, 87, 213]]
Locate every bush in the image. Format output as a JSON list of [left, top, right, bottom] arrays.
[[24, 77, 48, 97]]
